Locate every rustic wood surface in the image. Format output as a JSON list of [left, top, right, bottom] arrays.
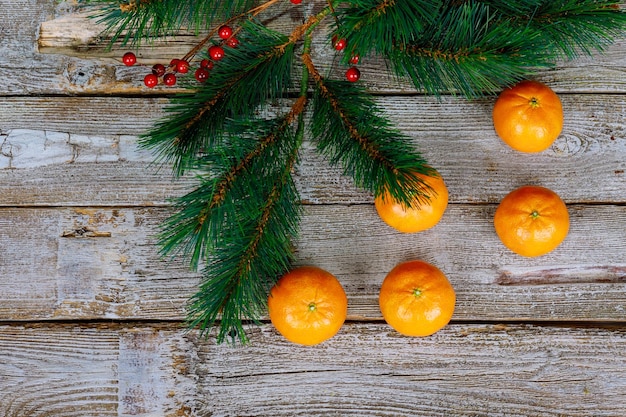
[[0, 1, 625, 416]]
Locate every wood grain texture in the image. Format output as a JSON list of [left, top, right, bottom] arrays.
[[0, 324, 195, 417], [0, 94, 624, 206], [1, 323, 625, 417], [1, 204, 624, 322]]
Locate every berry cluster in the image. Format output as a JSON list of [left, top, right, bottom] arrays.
[[332, 36, 361, 83], [123, 22, 363, 87], [122, 25, 238, 88]]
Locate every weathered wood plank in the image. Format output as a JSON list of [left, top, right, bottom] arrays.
[[1, 205, 624, 321], [0, 324, 195, 417], [1, 323, 625, 416], [0, 94, 624, 206], [4, 38, 626, 96], [32, 7, 626, 95], [0, 0, 55, 51], [4, 1, 625, 96]]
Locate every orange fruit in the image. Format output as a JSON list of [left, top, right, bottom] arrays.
[[267, 266, 347, 345], [492, 80, 563, 153], [494, 185, 569, 257], [374, 171, 448, 233], [379, 260, 456, 337]]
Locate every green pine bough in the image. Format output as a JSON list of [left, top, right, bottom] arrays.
[[84, 0, 625, 344]]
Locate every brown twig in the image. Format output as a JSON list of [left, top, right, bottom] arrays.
[[301, 52, 395, 174], [201, 95, 307, 222]]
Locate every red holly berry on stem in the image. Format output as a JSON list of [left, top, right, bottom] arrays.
[[195, 68, 209, 82], [333, 36, 347, 51], [170, 58, 180, 70], [218, 25, 233, 40], [208, 45, 225, 61], [144, 73, 158, 88], [176, 60, 190, 74], [200, 59, 214, 70], [226, 37, 239, 48], [122, 52, 137, 66], [290, 0, 302, 4], [345, 66, 360, 82], [349, 55, 360, 65], [152, 63, 166, 77], [163, 73, 177, 86]]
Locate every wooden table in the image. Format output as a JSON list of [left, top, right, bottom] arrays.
[[1, 1, 625, 415]]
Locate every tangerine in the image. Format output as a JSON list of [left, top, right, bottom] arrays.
[[379, 260, 455, 337], [494, 185, 569, 257], [374, 171, 448, 233], [267, 266, 347, 345], [492, 80, 563, 153]]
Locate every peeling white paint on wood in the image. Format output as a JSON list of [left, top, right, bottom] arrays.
[[0, 128, 153, 169]]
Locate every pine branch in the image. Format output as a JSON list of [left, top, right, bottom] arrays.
[[81, 0, 259, 47], [140, 19, 295, 175], [186, 121, 302, 344], [182, 31, 316, 343], [158, 97, 307, 270], [333, 0, 440, 59], [389, 3, 554, 97], [334, 0, 625, 97], [518, 0, 626, 59], [304, 53, 434, 207]]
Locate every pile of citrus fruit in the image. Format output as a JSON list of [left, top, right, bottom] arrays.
[[268, 80, 570, 345]]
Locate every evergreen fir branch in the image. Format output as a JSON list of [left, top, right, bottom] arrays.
[[140, 20, 295, 174], [186, 130, 302, 344], [333, 0, 440, 59], [81, 0, 259, 47], [517, 0, 626, 59], [158, 97, 307, 270], [304, 53, 434, 207], [389, 3, 554, 97]]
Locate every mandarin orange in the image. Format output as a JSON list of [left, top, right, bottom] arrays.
[[374, 171, 448, 233], [267, 266, 347, 345], [493, 80, 563, 153], [379, 260, 456, 337], [494, 185, 569, 257]]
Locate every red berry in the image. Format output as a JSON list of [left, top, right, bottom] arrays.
[[208, 45, 225, 61], [122, 52, 136, 66], [349, 55, 360, 65], [218, 25, 233, 40], [152, 63, 166, 77], [200, 59, 214, 70], [144, 73, 158, 88], [333, 37, 347, 51], [170, 58, 180, 70], [176, 60, 190, 74], [345, 66, 360, 82], [195, 68, 209, 82], [163, 73, 177, 86], [290, 0, 302, 4], [226, 37, 239, 48]]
